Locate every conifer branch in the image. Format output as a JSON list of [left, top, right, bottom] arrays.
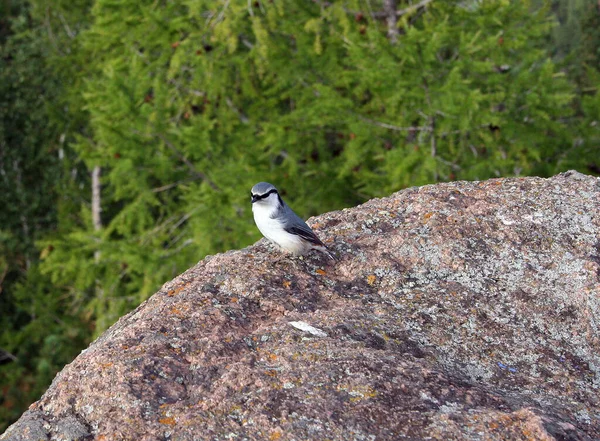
[[58, 13, 76, 39], [395, 0, 434, 17], [163, 239, 194, 256], [154, 133, 220, 191], [169, 211, 196, 234], [355, 114, 431, 132], [314, 0, 433, 20], [206, 0, 231, 28], [43, 6, 58, 51], [0, 349, 17, 364], [215, 0, 231, 25], [364, 0, 377, 22], [151, 177, 202, 193], [226, 98, 249, 123], [373, 0, 434, 18]]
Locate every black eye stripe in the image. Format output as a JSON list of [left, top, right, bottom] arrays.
[[252, 189, 278, 200]]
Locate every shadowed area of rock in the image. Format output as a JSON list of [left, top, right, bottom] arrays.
[[2, 171, 599, 441]]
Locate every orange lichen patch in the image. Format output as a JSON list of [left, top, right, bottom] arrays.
[[169, 306, 186, 317], [159, 417, 176, 425], [367, 275, 376, 286], [269, 430, 282, 440], [167, 283, 189, 297], [282, 280, 292, 289], [423, 212, 434, 221], [230, 297, 238, 303], [268, 353, 278, 362], [99, 362, 113, 369], [316, 269, 326, 275]]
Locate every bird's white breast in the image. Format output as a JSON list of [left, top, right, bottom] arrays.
[[252, 203, 310, 255]]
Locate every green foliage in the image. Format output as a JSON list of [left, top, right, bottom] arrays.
[[0, 0, 93, 431], [38, 0, 591, 335], [1, 0, 599, 432], [0, 267, 89, 429], [542, 0, 600, 171]]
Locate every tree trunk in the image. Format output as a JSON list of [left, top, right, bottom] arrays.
[[92, 166, 102, 231], [384, 0, 398, 44]]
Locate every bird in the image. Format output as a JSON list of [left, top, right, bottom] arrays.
[[250, 182, 335, 260]]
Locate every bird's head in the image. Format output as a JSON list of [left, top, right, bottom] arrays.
[[251, 182, 282, 207]]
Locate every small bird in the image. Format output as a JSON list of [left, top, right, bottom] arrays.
[[251, 182, 335, 259]]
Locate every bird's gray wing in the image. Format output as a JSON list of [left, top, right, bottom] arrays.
[[281, 205, 325, 246]]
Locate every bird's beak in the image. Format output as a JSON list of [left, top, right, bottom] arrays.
[[251, 194, 259, 203]]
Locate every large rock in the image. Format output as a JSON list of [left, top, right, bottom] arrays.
[[2, 172, 599, 441]]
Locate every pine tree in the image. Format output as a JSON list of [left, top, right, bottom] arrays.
[[40, 0, 582, 335]]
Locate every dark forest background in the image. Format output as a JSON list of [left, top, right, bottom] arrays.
[[1, 0, 598, 432]]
